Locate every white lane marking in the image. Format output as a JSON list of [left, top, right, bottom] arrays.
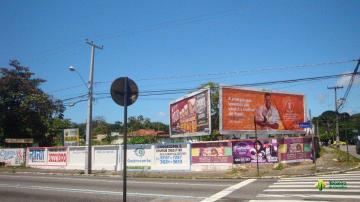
[[0, 174, 230, 187], [279, 178, 360, 182], [269, 184, 360, 188], [249, 200, 328, 202], [264, 188, 360, 192], [257, 193, 360, 199], [274, 181, 360, 185], [0, 183, 205, 199], [281, 176, 360, 180], [346, 171, 360, 174], [200, 179, 256, 202]]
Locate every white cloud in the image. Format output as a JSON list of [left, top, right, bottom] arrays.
[[336, 72, 360, 87]]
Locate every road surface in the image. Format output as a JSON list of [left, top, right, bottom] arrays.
[[0, 170, 360, 201]]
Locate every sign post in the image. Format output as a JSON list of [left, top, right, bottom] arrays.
[[110, 77, 138, 202]]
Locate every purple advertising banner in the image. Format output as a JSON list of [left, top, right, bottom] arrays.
[[192, 141, 233, 164], [232, 139, 279, 164], [279, 137, 312, 162]]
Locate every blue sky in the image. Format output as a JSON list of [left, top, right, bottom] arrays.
[[1, 0, 359, 124]]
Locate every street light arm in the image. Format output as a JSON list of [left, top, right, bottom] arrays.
[[68, 66, 89, 90]]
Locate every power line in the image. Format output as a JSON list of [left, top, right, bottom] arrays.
[[94, 58, 357, 84], [338, 59, 360, 110], [88, 72, 359, 98], [49, 58, 357, 94]]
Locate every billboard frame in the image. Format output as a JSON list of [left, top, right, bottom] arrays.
[[219, 85, 306, 135], [169, 88, 211, 138]]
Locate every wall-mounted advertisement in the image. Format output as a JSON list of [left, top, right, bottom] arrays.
[[47, 147, 67, 166], [127, 144, 153, 169], [278, 137, 312, 163], [232, 139, 279, 164], [64, 128, 80, 146], [152, 143, 191, 171], [192, 141, 232, 164], [170, 88, 211, 137], [220, 86, 305, 135]]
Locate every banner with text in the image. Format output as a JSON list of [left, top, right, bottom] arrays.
[[192, 141, 233, 164], [220, 87, 305, 134], [152, 143, 190, 171], [127, 144, 153, 169], [47, 147, 67, 166], [278, 137, 312, 163], [232, 138, 279, 164], [0, 148, 25, 166], [170, 88, 211, 137], [64, 128, 80, 146], [27, 148, 46, 166]]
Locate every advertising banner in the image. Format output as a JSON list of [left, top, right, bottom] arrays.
[[279, 137, 312, 163], [170, 88, 211, 137], [0, 148, 25, 166], [127, 144, 153, 169], [28, 148, 46, 165], [220, 87, 305, 134], [64, 128, 80, 146], [192, 141, 232, 164], [152, 143, 190, 171], [232, 139, 279, 164], [47, 147, 67, 166]]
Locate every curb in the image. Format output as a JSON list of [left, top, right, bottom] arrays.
[[1, 164, 359, 180]]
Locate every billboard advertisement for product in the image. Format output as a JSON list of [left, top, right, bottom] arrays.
[[220, 86, 305, 134], [64, 128, 80, 146], [279, 137, 312, 163], [192, 141, 233, 164], [232, 139, 279, 164], [170, 88, 211, 137]]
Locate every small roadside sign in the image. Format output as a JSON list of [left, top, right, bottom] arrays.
[[299, 121, 312, 128]]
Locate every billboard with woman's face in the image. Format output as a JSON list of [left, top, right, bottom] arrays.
[[220, 86, 305, 135], [170, 89, 211, 137]]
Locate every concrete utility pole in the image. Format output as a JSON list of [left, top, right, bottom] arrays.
[[85, 39, 103, 174], [327, 86, 343, 148]]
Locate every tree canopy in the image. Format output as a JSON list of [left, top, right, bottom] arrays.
[[0, 60, 65, 146], [313, 110, 360, 143]]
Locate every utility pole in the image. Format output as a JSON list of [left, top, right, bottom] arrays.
[[327, 86, 343, 149], [85, 39, 103, 174]]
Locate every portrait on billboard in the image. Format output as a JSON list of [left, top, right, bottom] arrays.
[[220, 86, 305, 134]]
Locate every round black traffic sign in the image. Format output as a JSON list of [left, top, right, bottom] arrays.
[[110, 77, 138, 106]]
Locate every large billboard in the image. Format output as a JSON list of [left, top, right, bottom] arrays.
[[170, 88, 211, 137], [220, 86, 305, 135]]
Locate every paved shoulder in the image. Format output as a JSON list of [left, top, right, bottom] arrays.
[[253, 170, 360, 202]]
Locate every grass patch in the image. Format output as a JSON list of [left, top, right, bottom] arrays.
[[334, 149, 360, 163], [274, 163, 284, 170]]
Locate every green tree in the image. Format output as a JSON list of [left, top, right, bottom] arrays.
[[0, 60, 64, 146], [195, 82, 220, 141]]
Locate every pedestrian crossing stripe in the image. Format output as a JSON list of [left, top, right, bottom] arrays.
[[256, 171, 360, 200], [257, 194, 360, 199]]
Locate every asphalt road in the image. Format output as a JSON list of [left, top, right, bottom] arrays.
[[339, 145, 360, 159], [1, 170, 360, 202], [0, 173, 271, 202]]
